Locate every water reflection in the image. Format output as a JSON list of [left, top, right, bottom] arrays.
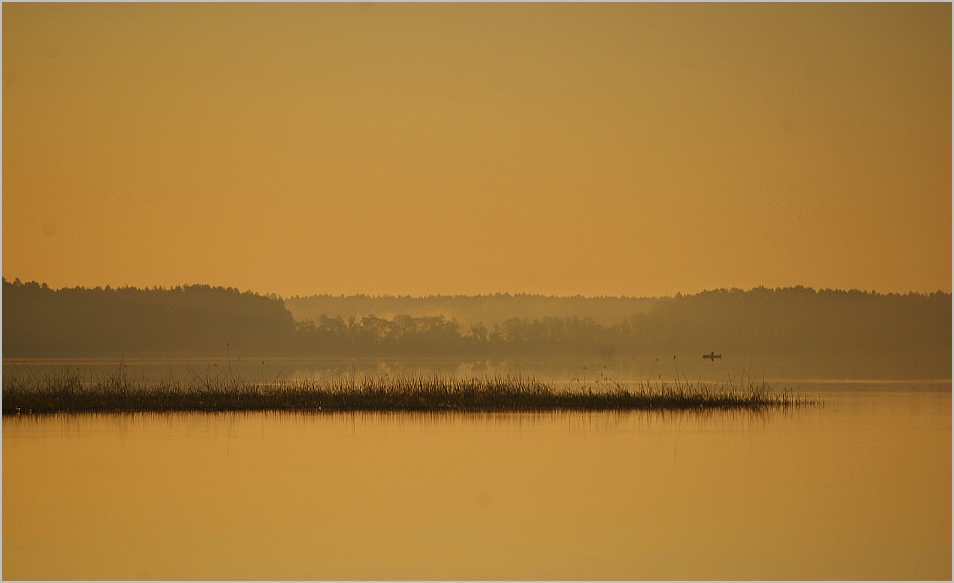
[[4, 388, 950, 580], [2, 403, 805, 436]]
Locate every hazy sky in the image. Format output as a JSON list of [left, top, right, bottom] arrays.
[[4, 3, 950, 297]]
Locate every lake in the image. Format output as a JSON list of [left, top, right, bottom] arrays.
[[3, 358, 951, 579]]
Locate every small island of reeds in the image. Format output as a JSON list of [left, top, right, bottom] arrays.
[[2, 368, 814, 415]]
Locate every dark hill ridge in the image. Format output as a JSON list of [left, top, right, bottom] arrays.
[[2, 279, 950, 375]]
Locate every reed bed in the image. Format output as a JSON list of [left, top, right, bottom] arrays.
[[2, 367, 814, 415]]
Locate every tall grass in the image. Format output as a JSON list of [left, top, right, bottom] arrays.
[[2, 367, 813, 415]]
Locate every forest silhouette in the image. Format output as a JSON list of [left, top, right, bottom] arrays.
[[3, 278, 950, 377]]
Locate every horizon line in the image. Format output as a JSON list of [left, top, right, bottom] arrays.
[[3, 277, 950, 301]]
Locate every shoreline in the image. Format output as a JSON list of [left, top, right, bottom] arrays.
[[2, 373, 813, 415]]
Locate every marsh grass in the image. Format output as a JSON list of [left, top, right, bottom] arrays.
[[2, 366, 815, 415]]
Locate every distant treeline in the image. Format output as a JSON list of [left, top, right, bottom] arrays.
[[3, 279, 950, 370], [2, 278, 297, 357], [296, 287, 950, 359]]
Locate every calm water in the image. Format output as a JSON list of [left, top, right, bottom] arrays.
[[5, 353, 950, 387], [2, 358, 951, 580]]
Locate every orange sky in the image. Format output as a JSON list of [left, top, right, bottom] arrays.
[[3, 3, 951, 297]]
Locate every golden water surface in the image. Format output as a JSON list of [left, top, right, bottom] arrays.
[[3, 388, 950, 580]]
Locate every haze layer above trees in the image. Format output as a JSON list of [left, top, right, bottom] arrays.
[[3, 278, 950, 377]]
